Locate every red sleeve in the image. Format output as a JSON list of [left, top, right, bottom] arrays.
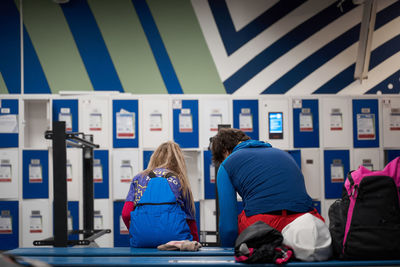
[[186, 219, 199, 242], [122, 201, 135, 229]]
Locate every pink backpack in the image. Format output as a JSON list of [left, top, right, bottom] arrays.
[[329, 157, 400, 260]]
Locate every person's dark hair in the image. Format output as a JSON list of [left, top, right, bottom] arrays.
[[210, 128, 250, 164]]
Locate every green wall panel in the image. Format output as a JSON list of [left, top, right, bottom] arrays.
[[148, 0, 225, 94], [88, 0, 167, 94], [22, 0, 93, 93]]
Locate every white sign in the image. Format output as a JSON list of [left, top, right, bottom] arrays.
[[179, 109, 193, 133], [116, 109, 135, 139], [239, 108, 253, 132]]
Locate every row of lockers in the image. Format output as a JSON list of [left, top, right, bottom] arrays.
[[1, 146, 400, 201], [1, 96, 400, 150]]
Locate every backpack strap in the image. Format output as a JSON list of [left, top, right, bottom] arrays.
[[148, 170, 175, 179]]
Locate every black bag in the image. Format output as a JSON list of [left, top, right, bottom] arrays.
[[234, 221, 292, 264], [329, 161, 400, 260]]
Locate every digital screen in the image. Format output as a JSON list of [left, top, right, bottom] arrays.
[[269, 112, 283, 134]]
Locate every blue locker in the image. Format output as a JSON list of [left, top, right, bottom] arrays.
[[52, 99, 78, 132], [324, 150, 350, 199], [203, 150, 216, 199], [113, 201, 129, 247], [173, 100, 199, 148], [143, 150, 154, 170], [293, 99, 319, 148], [0, 201, 19, 250], [0, 99, 19, 148], [286, 150, 301, 169], [113, 99, 139, 148], [385, 150, 400, 165], [233, 100, 259, 140], [353, 99, 379, 148], [68, 201, 79, 241], [94, 150, 109, 199], [312, 200, 321, 214], [23, 150, 49, 199]]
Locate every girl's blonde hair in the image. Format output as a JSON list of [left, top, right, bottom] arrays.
[[144, 141, 195, 215]]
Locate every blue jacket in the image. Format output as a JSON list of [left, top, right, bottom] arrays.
[[217, 140, 313, 246]]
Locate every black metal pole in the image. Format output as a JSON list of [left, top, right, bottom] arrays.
[[52, 121, 68, 247], [82, 134, 94, 239]]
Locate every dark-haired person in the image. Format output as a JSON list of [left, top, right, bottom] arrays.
[[210, 128, 331, 261]]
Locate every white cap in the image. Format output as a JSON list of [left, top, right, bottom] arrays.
[[281, 213, 332, 261]]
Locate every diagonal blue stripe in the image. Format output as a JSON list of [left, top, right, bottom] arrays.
[[366, 69, 400, 94], [262, 1, 399, 94], [313, 34, 400, 94], [208, 0, 306, 56], [24, 28, 51, 94], [223, 1, 356, 94], [61, 0, 124, 92], [132, 0, 183, 94], [0, 0, 20, 94]]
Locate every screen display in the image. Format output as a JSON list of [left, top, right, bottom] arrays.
[[269, 112, 283, 134]]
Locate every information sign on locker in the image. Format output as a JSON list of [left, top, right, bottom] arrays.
[[324, 150, 350, 199], [233, 100, 259, 140], [293, 99, 319, 148], [260, 99, 290, 149], [199, 98, 230, 149], [113, 201, 129, 247], [301, 149, 321, 200], [22, 200, 51, 247], [52, 99, 78, 133], [173, 99, 199, 148], [0, 149, 18, 199], [353, 149, 380, 171], [113, 150, 139, 200], [0, 201, 19, 250], [113, 99, 139, 148], [94, 150, 109, 199], [321, 98, 351, 148], [94, 199, 112, 247], [142, 98, 170, 148], [80, 98, 109, 148], [382, 99, 400, 148], [353, 99, 379, 148], [0, 99, 19, 148], [23, 150, 49, 199]]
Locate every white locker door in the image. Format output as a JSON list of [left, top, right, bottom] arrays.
[[200, 200, 217, 244], [79, 98, 109, 148], [353, 148, 381, 171], [141, 98, 170, 149], [112, 149, 139, 200], [199, 98, 230, 149], [66, 148, 80, 201], [301, 149, 321, 200], [22, 200, 51, 248], [321, 98, 351, 148], [183, 151, 203, 201], [382, 98, 400, 148], [94, 199, 112, 247]]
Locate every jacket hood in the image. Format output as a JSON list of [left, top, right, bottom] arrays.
[[232, 140, 271, 153]]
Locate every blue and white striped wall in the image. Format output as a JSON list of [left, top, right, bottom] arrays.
[[0, 0, 399, 95]]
